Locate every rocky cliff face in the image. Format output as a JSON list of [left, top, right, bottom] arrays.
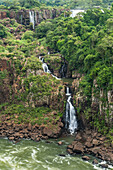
[[0, 58, 65, 113], [0, 58, 13, 104], [0, 8, 67, 26], [72, 76, 113, 130], [43, 54, 72, 78]]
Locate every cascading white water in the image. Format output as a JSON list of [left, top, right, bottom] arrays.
[[70, 10, 84, 18], [60, 63, 66, 78], [39, 56, 61, 80], [42, 63, 51, 73], [39, 56, 77, 134], [29, 11, 35, 29], [66, 87, 77, 134], [21, 14, 23, 25], [35, 11, 37, 24]]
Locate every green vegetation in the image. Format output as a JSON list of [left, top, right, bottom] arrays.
[[0, 0, 40, 9], [35, 6, 113, 135], [0, 104, 62, 125], [0, 15, 64, 129], [0, 0, 112, 9], [0, 0, 113, 138]]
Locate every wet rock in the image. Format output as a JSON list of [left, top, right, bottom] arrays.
[[58, 122, 64, 128], [92, 139, 100, 146], [89, 147, 100, 155], [75, 133, 82, 141], [41, 136, 48, 140], [82, 156, 90, 161], [58, 141, 63, 145], [35, 137, 40, 142], [85, 141, 93, 148], [67, 145, 73, 149], [42, 127, 53, 137], [59, 154, 66, 157], [67, 149, 74, 155], [108, 152, 113, 162], [93, 159, 98, 164], [100, 164, 108, 168], [9, 137, 14, 140], [28, 124, 32, 131], [45, 140, 52, 144], [73, 142, 85, 154], [13, 132, 21, 137], [99, 137, 106, 141]]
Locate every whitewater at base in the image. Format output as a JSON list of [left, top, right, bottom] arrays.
[[0, 138, 105, 170]]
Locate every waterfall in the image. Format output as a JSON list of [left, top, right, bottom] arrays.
[[39, 56, 77, 134], [21, 14, 23, 25], [39, 56, 61, 80], [35, 11, 37, 24], [42, 63, 51, 73], [60, 63, 67, 78], [29, 11, 35, 29], [65, 87, 77, 134], [70, 10, 84, 18]]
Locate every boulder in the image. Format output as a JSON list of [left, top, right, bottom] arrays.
[[93, 159, 98, 164], [67, 149, 74, 155], [73, 142, 85, 153], [9, 137, 14, 140], [85, 141, 93, 148], [92, 139, 100, 146], [58, 141, 63, 145], [59, 154, 66, 157], [42, 127, 53, 137], [100, 164, 108, 168], [82, 156, 90, 161], [67, 145, 73, 149], [35, 137, 40, 142]]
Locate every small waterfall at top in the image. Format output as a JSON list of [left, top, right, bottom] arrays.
[[29, 11, 35, 29], [65, 87, 77, 134], [21, 14, 23, 25], [39, 56, 61, 80], [60, 62, 67, 78], [35, 11, 37, 24]]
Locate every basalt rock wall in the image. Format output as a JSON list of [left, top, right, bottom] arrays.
[[0, 8, 67, 26], [72, 76, 113, 130]]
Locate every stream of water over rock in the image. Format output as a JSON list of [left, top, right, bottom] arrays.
[[65, 87, 78, 134], [39, 56, 77, 133], [29, 11, 35, 29]]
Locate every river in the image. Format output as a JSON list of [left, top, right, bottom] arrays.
[[0, 137, 104, 170]]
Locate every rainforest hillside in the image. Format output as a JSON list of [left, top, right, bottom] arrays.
[[0, 0, 112, 9], [0, 1, 113, 142], [35, 7, 113, 137]]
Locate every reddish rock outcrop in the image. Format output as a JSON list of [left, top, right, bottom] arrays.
[[0, 9, 69, 26], [0, 11, 7, 19], [67, 130, 113, 165], [0, 121, 64, 142]]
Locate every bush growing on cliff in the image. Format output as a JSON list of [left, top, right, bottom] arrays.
[[22, 31, 35, 41], [0, 24, 10, 38], [22, 56, 42, 74]]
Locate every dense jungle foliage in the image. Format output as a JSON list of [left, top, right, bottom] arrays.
[[35, 7, 113, 94], [0, 0, 112, 9], [35, 6, 113, 136], [0, 16, 64, 126], [0, 0, 113, 138]]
